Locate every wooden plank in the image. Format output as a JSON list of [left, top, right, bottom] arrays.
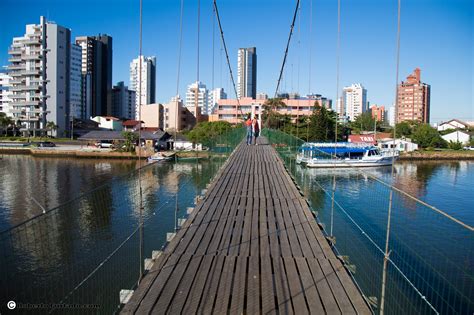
[[213, 255, 236, 314], [329, 258, 371, 314], [198, 255, 226, 314], [239, 196, 253, 256], [229, 256, 247, 315], [273, 257, 294, 314], [306, 258, 341, 315], [294, 257, 326, 314], [283, 257, 309, 314], [247, 255, 261, 314], [165, 254, 203, 314], [259, 197, 270, 257], [280, 198, 304, 257], [287, 198, 314, 258], [273, 198, 292, 257], [181, 255, 215, 314], [260, 255, 276, 314]]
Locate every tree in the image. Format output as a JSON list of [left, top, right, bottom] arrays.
[[186, 121, 233, 145], [46, 121, 58, 138], [350, 112, 378, 134], [308, 104, 335, 142], [122, 131, 139, 152], [0, 113, 13, 136], [395, 120, 419, 138], [412, 124, 446, 149], [262, 98, 287, 128]]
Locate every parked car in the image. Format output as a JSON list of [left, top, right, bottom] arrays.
[[95, 141, 114, 149], [37, 141, 56, 147], [463, 146, 474, 151]]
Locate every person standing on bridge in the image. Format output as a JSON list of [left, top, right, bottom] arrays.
[[245, 115, 253, 145], [253, 115, 260, 145]]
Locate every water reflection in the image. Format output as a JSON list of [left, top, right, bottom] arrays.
[[0, 155, 220, 311]]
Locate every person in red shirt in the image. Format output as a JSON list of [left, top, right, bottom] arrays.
[[245, 115, 253, 145], [252, 115, 260, 145]]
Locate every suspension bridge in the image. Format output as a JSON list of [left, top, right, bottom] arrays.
[[120, 138, 372, 314]]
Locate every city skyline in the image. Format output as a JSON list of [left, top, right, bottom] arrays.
[[0, 0, 472, 123]]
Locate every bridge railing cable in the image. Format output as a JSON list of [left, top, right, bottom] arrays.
[[263, 128, 474, 315]]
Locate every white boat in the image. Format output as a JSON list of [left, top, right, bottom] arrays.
[[147, 152, 174, 163], [297, 142, 399, 168]]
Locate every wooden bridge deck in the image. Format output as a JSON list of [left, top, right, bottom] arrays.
[[121, 138, 372, 314]]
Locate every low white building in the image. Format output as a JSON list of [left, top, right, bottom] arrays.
[[91, 116, 123, 131], [437, 119, 470, 131], [378, 138, 418, 152], [441, 130, 470, 145]]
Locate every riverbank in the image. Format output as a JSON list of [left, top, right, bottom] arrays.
[[0, 146, 212, 160], [399, 150, 474, 160]]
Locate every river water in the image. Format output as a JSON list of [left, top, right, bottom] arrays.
[[0, 155, 472, 313]]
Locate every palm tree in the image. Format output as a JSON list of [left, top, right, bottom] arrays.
[[263, 98, 287, 128], [46, 121, 58, 138]]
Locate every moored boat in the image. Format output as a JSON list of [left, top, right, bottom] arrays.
[[297, 142, 399, 168], [147, 152, 175, 163]]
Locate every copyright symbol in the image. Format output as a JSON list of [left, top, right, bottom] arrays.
[[7, 300, 16, 310]]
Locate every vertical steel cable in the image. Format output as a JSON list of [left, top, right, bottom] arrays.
[[174, 0, 184, 160], [308, 0, 313, 95], [275, 0, 301, 97], [137, 0, 144, 284], [330, 0, 341, 239], [380, 0, 402, 313]]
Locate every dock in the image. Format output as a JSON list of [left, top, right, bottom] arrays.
[[121, 138, 372, 314]]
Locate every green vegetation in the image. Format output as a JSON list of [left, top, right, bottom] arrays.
[[411, 123, 447, 149], [185, 121, 233, 144], [262, 98, 287, 129], [121, 131, 139, 152], [0, 113, 14, 136], [348, 112, 380, 134], [447, 141, 463, 150]]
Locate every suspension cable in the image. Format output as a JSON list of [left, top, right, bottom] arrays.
[[174, 0, 184, 156], [137, 0, 144, 284], [212, 0, 245, 121], [381, 1, 402, 313], [275, 0, 301, 98]]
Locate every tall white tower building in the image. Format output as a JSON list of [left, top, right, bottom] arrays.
[[237, 47, 257, 99], [7, 16, 71, 137], [130, 56, 156, 119], [343, 83, 367, 121], [0, 72, 12, 116]]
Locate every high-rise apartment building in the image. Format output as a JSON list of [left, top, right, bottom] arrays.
[[237, 47, 257, 99], [185, 81, 208, 118], [0, 72, 12, 116], [208, 88, 227, 115], [70, 44, 82, 119], [370, 104, 386, 122], [396, 68, 430, 123], [111, 81, 136, 119], [75, 34, 113, 118], [343, 83, 367, 121], [7, 16, 71, 137], [130, 56, 156, 119]]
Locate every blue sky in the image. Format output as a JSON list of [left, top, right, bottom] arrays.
[[1, 0, 472, 123]]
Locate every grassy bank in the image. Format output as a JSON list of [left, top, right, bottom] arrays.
[[400, 150, 474, 160]]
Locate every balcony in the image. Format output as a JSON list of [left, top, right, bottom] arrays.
[[9, 100, 41, 106], [22, 70, 41, 76], [23, 54, 42, 60], [10, 94, 27, 99], [9, 79, 24, 84], [8, 57, 22, 62], [7, 64, 25, 70]]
